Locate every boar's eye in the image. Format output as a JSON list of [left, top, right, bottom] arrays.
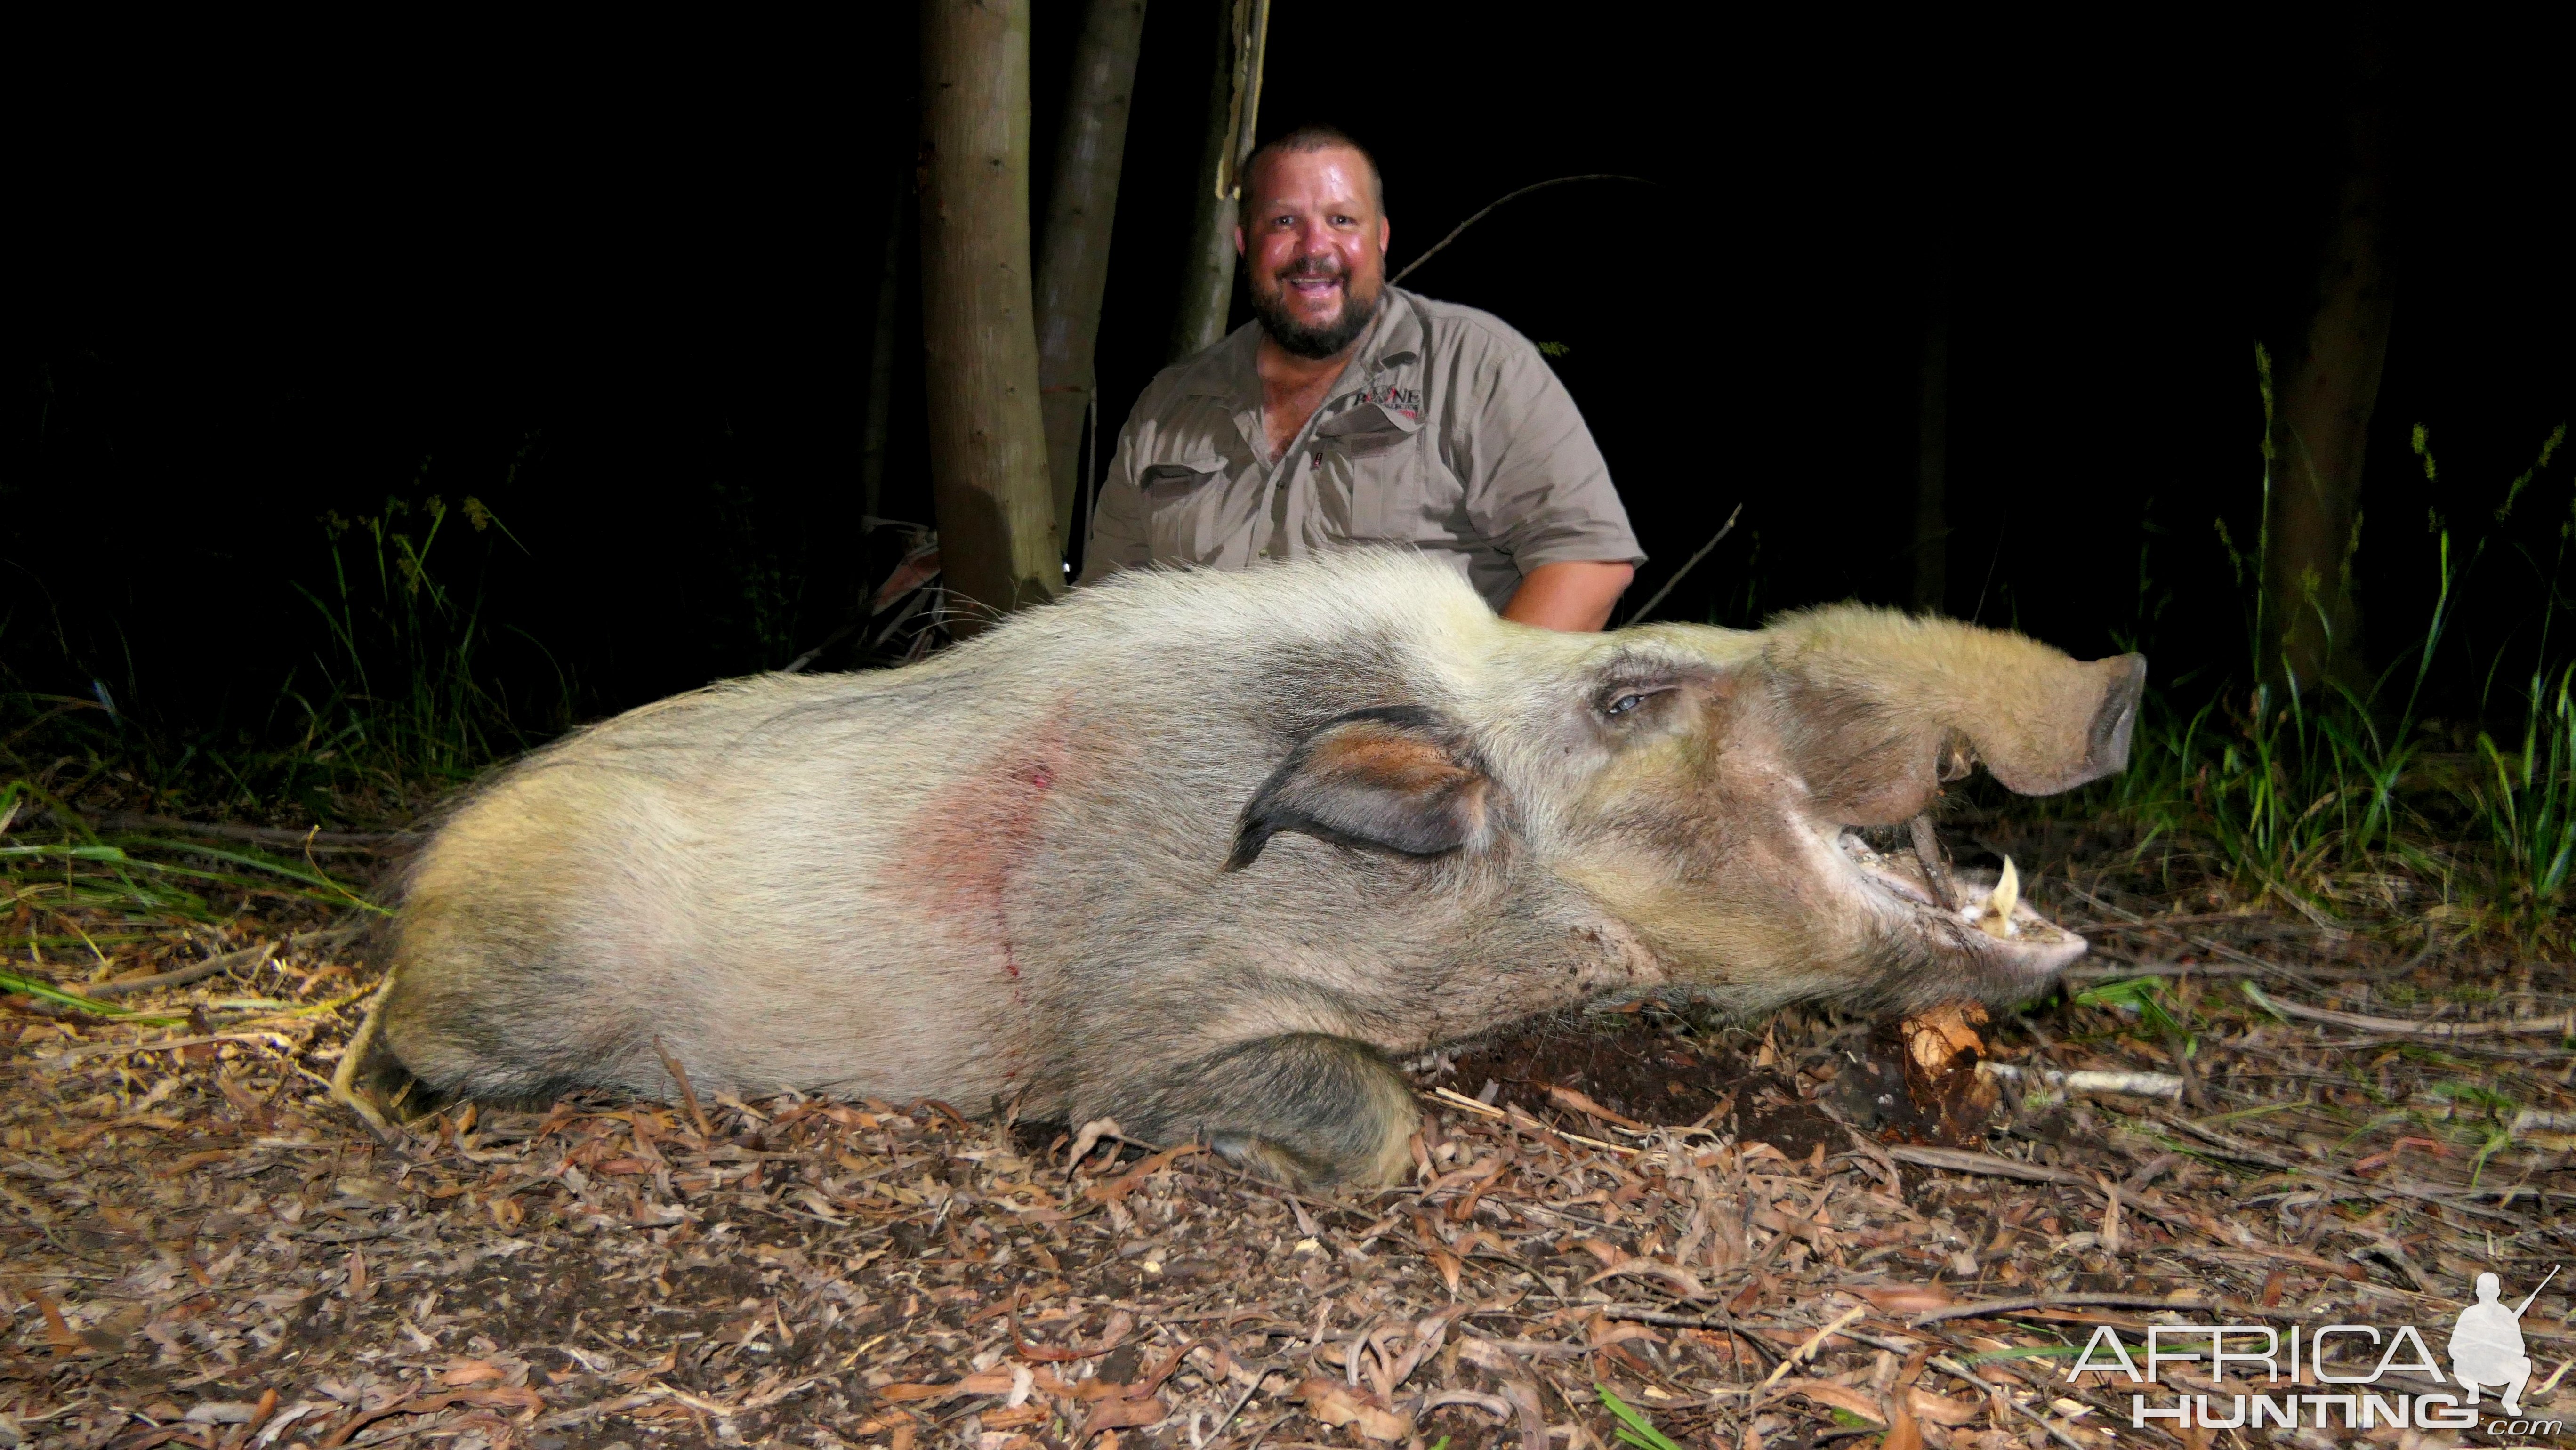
[[1596, 682, 1674, 720]]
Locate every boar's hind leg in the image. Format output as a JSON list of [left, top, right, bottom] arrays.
[[1104, 1033, 1419, 1189]]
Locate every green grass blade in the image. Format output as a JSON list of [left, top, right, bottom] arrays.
[[0, 968, 186, 1024], [1595, 1385, 1684, 1450]]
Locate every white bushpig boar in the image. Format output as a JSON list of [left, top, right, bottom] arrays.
[[342, 552, 2142, 1185]]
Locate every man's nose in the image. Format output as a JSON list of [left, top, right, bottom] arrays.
[[1297, 221, 1336, 257]]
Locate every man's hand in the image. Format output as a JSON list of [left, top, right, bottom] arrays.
[[1502, 560, 1635, 632]]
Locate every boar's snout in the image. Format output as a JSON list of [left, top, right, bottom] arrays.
[[1764, 610, 2149, 820], [2083, 653, 2147, 783]]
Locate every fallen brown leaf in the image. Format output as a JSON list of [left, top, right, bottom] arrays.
[[1879, 1391, 1924, 1450], [1546, 1084, 1647, 1131], [1083, 1143, 1207, 1205], [876, 1382, 968, 1403], [28, 1290, 79, 1351], [1584, 1257, 1708, 1298], [1854, 1282, 1952, 1314], [1293, 1376, 1411, 1442], [153, 1148, 233, 1178], [1905, 1388, 1983, 1426], [1081, 1394, 1168, 1433], [1774, 1379, 1883, 1423]]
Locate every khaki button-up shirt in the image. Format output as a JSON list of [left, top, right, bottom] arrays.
[[1078, 287, 1642, 612]]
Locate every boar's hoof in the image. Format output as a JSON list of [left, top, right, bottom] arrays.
[[1100, 1033, 1420, 1191]]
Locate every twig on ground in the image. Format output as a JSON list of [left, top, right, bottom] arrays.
[[1907, 1292, 2223, 1328], [1978, 1063, 2184, 1100], [2242, 981, 2575, 1038], [1757, 1306, 1866, 1393], [47, 924, 364, 999], [1876, 1144, 2100, 1191], [2157, 1113, 2518, 1220], [78, 942, 277, 999], [652, 1036, 714, 1140], [2058, 882, 2325, 984], [1430, 1085, 1640, 1156]]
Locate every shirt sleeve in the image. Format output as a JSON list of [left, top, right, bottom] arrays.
[[1452, 330, 1645, 573], [1076, 397, 1156, 585]]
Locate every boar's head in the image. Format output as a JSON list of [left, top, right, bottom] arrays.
[[1232, 603, 2142, 1016], [1550, 608, 2139, 1012]]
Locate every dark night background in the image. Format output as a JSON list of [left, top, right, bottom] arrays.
[[11, 4, 2571, 773]]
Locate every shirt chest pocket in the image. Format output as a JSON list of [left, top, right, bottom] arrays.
[[1139, 456, 1228, 562], [1312, 402, 1431, 540]]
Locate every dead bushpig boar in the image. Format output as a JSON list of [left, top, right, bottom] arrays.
[[344, 552, 2141, 1186]]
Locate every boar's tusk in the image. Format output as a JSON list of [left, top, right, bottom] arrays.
[[1974, 858, 2020, 938], [1908, 814, 1954, 910]]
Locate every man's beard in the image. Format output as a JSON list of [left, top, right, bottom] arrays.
[[1248, 259, 1383, 360]]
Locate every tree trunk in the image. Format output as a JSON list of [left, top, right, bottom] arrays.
[[919, 0, 1061, 629], [1036, 0, 1148, 548], [1166, 0, 1268, 364], [1912, 247, 1949, 615], [2263, 11, 2392, 694]]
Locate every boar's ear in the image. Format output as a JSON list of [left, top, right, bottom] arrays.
[[1225, 706, 1498, 870]]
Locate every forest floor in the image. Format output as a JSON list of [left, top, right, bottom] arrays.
[[4, 817, 2575, 1450]]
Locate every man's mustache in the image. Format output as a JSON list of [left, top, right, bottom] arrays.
[[1273, 259, 1348, 283]]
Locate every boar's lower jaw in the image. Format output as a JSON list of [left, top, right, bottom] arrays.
[[1829, 827, 2086, 995]]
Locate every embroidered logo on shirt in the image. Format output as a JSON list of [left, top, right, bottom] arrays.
[[1357, 384, 1421, 419]]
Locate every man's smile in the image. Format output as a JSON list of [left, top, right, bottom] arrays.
[[1277, 264, 1348, 307]]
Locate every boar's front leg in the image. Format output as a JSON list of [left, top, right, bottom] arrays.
[[1099, 1033, 1419, 1189]]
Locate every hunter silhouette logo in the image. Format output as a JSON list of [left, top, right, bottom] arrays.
[[2067, 1264, 2565, 1434], [2449, 1266, 2554, 1415]]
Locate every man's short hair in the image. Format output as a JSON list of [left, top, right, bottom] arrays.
[[1243, 124, 1385, 213]]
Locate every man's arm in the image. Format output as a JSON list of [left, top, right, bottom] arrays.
[[1074, 410, 1154, 585], [1502, 560, 1635, 631], [1452, 323, 1645, 630]]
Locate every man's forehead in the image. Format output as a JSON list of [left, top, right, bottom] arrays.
[[1248, 147, 1381, 211]]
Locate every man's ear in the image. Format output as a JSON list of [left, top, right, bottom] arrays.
[[1225, 706, 1499, 870]]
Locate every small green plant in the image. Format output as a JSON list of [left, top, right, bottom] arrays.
[[2471, 661, 2576, 926], [2042, 389, 2572, 942], [1596, 1385, 1684, 1450], [2075, 976, 2189, 1039], [296, 490, 539, 783], [0, 778, 382, 988]]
